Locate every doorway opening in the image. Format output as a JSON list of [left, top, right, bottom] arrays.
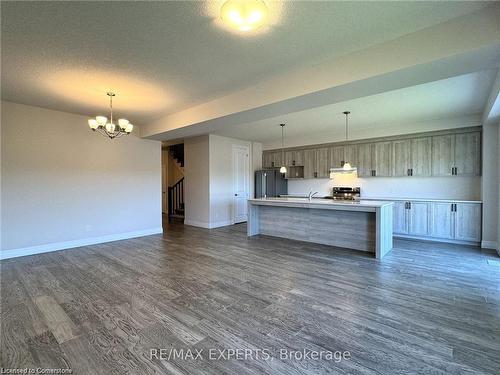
[[162, 143, 184, 230]]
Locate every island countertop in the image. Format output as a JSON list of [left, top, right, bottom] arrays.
[[248, 197, 393, 213]]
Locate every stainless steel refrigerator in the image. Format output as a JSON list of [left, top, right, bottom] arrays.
[[255, 170, 287, 198]]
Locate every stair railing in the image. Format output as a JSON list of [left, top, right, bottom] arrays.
[[168, 177, 184, 222]]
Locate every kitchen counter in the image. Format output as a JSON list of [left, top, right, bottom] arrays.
[[360, 197, 482, 204], [248, 198, 393, 259]]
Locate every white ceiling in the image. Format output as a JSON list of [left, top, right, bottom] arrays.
[[213, 69, 496, 148], [1, 1, 490, 124]]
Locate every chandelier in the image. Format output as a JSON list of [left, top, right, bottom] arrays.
[[88, 92, 133, 139]]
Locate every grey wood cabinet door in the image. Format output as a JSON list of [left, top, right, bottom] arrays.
[[454, 132, 481, 176], [344, 144, 359, 169], [272, 151, 283, 168], [455, 203, 481, 242], [357, 143, 374, 177], [284, 151, 294, 166], [315, 147, 330, 178], [410, 137, 432, 176], [408, 202, 430, 236], [374, 141, 392, 177], [293, 150, 304, 166], [329, 146, 345, 168], [393, 201, 408, 234], [430, 202, 454, 239], [303, 149, 316, 179], [432, 135, 454, 176], [262, 152, 273, 168], [392, 139, 411, 177]]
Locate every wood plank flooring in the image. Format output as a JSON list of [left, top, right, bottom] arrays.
[[1, 223, 499, 374]]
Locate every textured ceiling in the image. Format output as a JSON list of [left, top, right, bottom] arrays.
[[1, 1, 490, 125], [213, 70, 496, 148]]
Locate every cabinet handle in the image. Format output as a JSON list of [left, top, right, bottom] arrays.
[[271, 162, 274, 167], [451, 167, 454, 175], [292, 160, 295, 166], [314, 172, 318, 178], [410, 168, 413, 176], [450, 203, 454, 212], [371, 170, 376, 177], [408, 202, 411, 209], [405, 202, 408, 209], [407, 169, 410, 176], [454, 167, 458, 175]]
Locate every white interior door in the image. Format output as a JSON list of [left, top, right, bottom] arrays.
[[232, 145, 249, 224]]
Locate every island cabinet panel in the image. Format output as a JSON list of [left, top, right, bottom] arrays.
[[315, 147, 330, 178], [373, 141, 392, 177], [410, 137, 432, 176], [392, 139, 411, 177], [455, 203, 481, 242], [357, 143, 375, 177], [408, 202, 430, 236], [329, 146, 345, 168], [393, 201, 408, 234], [303, 149, 316, 179], [430, 202, 454, 239], [454, 132, 481, 176]]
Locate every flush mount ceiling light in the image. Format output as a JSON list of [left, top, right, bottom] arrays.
[[279, 123, 287, 174], [330, 111, 358, 177], [220, 0, 269, 32], [88, 92, 133, 139]]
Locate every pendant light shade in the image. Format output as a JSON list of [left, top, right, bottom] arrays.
[[279, 123, 287, 174]]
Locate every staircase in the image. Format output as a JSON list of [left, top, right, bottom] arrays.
[[168, 177, 184, 222], [170, 143, 184, 167]]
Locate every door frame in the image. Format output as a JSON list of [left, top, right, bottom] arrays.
[[232, 144, 250, 225]]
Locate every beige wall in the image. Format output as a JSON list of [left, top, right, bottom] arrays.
[[184, 135, 210, 227], [1, 101, 162, 254], [184, 134, 261, 229]]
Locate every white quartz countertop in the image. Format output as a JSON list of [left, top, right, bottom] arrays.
[[248, 198, 393, 212], [361, 197, 482, 204]]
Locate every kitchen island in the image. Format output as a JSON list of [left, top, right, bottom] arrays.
[[247, 198, 394, 259]]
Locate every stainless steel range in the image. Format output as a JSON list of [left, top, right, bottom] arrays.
[[332, 187, 360, 200]]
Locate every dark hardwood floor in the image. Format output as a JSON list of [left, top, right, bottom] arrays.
[[1, 223, 499, 374]]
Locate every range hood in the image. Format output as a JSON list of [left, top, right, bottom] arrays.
[[329, 162, 357, 178]]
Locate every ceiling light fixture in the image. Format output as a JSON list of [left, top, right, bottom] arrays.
[[330, 111, 357, 177], [220, 0, 268, 32], [279, 123, 287, 174], [88, 92, 133, 139]]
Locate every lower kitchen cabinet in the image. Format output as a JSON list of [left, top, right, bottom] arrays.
[[430, 203, 454, 240], [393, 201, 429, 237], [455, 203, 481, 242], [391, 199, 481, 244]]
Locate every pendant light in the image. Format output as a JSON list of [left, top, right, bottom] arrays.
[[329, 111, 357, 177], [279, 123, 287, 174]]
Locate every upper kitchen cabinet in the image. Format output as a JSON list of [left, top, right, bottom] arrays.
[[410, 137, 432, 176], [392, 137, 432, 176], [392, 139, 411, 177], [303, 149, 316, 179], [357, 143, 375, 177], [284, 150, 304, 167], [262, 151, 283, 168], [373, 141, 392, 177], [454, 132, 481, 176], [315, 148, 330, 178], [432, 131, 481, 177], [329, 146, 345, 169], [432, 134, 455, 176]]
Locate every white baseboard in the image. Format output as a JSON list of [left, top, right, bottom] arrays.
[[481, 240, 498, 250], [0, 227, 164, 260], [184, 219, 234, 229], [209, 220, 233, 229], [184, 219, 211, 229]]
